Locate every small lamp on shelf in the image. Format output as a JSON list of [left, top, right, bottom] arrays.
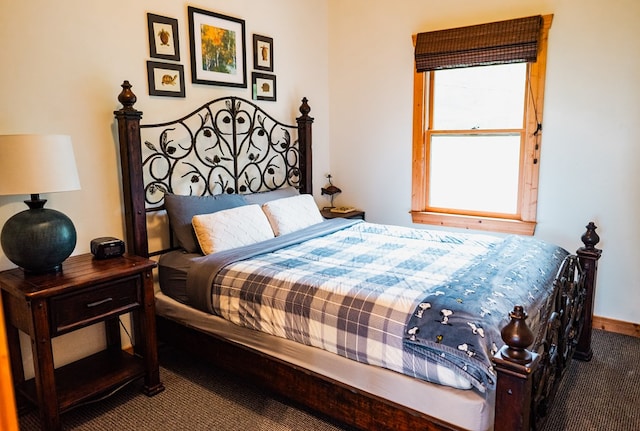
[[0, 134, 81, 274], [321, 174, 341, 209]]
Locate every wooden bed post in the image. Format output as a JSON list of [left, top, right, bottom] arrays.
[[574, 222, 602, 361], [114, 80, 149, 258], [492, 306, 540, 431], [296, 97, 314, 195]]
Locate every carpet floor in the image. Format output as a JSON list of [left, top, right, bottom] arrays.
[[17, 329, 639, 430]]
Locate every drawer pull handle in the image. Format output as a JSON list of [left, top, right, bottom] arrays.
[[86, 297, 113, 308]]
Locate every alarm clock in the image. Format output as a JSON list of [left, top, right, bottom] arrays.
[[90, 237, 125, 259]]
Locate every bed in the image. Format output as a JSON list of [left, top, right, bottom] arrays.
[[114, 80, 602, 431]]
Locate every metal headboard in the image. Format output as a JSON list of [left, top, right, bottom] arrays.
[[114, 80, 314, 257], [141, 97, 304, 209]]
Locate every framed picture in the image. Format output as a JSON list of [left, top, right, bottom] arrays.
[[146, 61, 186, 97], [147, 13, 180, 61], [188, 7, 246, 87], [252, 72, 276, 101], [253, 34, 273, 72]]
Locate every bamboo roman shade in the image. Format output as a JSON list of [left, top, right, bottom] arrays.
[[415, 15, 543, 72]]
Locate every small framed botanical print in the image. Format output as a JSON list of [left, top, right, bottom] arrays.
[[147, 61, 186, 97], [253, 34, 273, 72], [252, 72, 276, 101], [147, 13, 180, 61]]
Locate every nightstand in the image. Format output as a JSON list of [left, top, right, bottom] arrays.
[[0, 254, 164, 431], [321, 208, 365, 220]]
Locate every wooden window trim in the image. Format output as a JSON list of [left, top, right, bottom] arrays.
[[411, 15, 552, 235]]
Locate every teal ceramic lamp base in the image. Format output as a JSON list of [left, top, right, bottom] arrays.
[[1, 200, 77, 275]]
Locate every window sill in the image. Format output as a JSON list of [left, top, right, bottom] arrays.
[[410, 211, 536, 236]]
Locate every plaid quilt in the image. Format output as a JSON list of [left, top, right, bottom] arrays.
[[189, 221, 567, 391]]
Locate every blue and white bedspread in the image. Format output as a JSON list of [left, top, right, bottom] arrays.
[[187, 220, 568, 392]]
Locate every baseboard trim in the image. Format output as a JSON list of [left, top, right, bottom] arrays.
[[593, 315, 640, 338]]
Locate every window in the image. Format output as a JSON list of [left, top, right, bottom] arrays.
[[411, 15, 552, 235]]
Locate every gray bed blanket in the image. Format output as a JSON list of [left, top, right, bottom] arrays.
[[186, 218, 359, 313], [185, 220, 568, 391]]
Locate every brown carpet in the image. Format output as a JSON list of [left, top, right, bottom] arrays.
[[538, 330, 639, 431], [17, 329, 639, 430]]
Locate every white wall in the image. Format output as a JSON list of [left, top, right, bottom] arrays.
[[327, 0, 640, 325], [0, 0, 329, 371]]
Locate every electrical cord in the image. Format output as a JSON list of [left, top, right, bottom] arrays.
[[73, 317, 144, 408], [119, 316, 134, 347]]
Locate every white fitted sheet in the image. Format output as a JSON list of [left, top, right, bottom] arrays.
[[155, 291, 494, 431]]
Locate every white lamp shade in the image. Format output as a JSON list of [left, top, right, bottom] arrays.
[[0, 134, 81, 196]]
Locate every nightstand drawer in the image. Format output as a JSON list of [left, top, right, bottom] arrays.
[[50, 275, 141, 335]]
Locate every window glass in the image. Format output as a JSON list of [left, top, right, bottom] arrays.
[[429, 134, 521, 214], [432, 63, 526, 130]]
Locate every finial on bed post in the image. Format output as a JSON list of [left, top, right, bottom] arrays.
[[580, 221, 600, 250], [500, 306, 535, 364], [296, 97, 314, 195], [575, 222, 602, 361], [114, 81, 149, 258], [299, 97, 311, 117], [492, 305, 540, 431], [118, 80, 137, 111]]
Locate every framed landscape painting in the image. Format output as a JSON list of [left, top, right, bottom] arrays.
[[188, 7, 247, 87]]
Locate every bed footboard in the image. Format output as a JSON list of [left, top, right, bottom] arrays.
[[492, 222, 601, 431]]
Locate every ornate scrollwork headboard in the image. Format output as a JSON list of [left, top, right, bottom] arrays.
[[141, 97, 307, 209], [114, 80, 314, 257]]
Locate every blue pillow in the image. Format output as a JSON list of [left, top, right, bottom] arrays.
[[164, 193, 247, 253], [243, 187, 299, 205]]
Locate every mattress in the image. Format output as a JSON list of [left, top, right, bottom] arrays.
[[154, 290, 494, 431]]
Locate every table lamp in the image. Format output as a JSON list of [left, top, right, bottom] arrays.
[[321, 174, 341, 209], [0, 134, 81, 274]]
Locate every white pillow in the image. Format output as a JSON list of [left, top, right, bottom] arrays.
[[192, 205, 274, 255], [262, 194, 324, 236]]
